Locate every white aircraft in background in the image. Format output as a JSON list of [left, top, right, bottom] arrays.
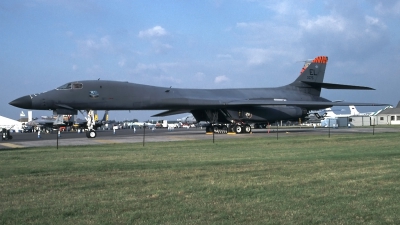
[[131, 122, 156, 129], [348, 106, 375, 116], [179, 114, 197, 125], [321, 105, 385, 119]]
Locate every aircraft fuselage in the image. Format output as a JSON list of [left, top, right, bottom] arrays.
[[12, 80, 328, 122]]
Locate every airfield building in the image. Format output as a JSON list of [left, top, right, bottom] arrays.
[[373, 101, 400, 125], [0, 115, 23, 131]]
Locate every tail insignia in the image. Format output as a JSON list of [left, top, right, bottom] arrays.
[[299, 56, 328, 75]]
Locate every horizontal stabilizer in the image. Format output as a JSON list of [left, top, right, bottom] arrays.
[[302, 81, 375, 90]]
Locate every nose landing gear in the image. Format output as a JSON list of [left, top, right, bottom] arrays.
[[86, 129, 97, 138]]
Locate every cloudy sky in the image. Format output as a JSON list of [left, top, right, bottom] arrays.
[[1, 0, 400, 121]]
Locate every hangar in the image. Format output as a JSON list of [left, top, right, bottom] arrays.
[[374, 101, 400, 125], [0, 115, 23, 131], [319, 104, 398, 127]]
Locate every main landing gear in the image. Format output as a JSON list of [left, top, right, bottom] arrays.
[[207, 123, 252, 134], [202, 109, 251, 134], [232, 124, 252, 134]]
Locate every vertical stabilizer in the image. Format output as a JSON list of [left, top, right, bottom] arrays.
[[53, 115, 64, 125], [349, 105, 360, 115], [102, 110, 109, 122], [290, 56, 328, 96], [94, 110, 98, 122]]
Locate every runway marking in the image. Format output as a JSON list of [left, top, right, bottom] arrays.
[[0, 143, 24, 149]]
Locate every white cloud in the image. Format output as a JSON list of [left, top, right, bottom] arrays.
[[365, 15, 386, 29], [299, 15, 345, 32], [235, 48, 287, 66], [137, 26, 172, 54], [266, 1, 290, 15], [138, 26, 167, 39], [214, 75, 229, 83], [374, 1, 400, 16], [75, 35, 115, 58], [82, 36, 111, 50], [151, 41, 172, 54]]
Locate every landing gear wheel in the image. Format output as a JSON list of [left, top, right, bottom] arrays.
[[228, 124, 234, 133], [234, 125, 243, 134], [213, 126, 219, 133], [86, 130, 97, 138], [245, 124, 252, 133], [221, 125, 228, 134]]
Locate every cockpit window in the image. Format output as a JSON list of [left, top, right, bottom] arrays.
[[56, 82, 83, 90], [72, 83, 83, 89], [57, 83, 72, 90]]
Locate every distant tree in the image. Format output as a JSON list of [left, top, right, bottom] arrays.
[[133, 119, 138, 122]]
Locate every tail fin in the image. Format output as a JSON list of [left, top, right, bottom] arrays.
[[53, 115, 65, 125], [102, 110, 109, 122], [289, 55, 375, 96], [94, 110, 99, 122], [290, 56, 328, 96], [349, 105, 360, 115], [296, 56, 328, 83]]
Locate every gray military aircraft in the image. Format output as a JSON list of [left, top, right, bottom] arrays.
[[72, 110, 109, 131], [9, 56, 387, 138], [26, 115, 71, 132]]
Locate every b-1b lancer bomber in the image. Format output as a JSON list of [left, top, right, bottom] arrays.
[[9, 56, 386, 138]]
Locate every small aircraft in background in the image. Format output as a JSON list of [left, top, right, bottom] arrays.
[[313, 105, 386, 119], [180, 114, 197, 125], [131, 121, 156, 129], [72, 110, 109, 131], [26, 115, 72, 132]]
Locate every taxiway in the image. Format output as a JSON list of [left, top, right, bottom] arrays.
[[0, 127, 398, 150]]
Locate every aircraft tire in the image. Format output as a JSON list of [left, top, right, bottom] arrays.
[[227, 124, 234, 133], [86, 130, 97, 138], [222, 125, 228, 134], [245, 124, 251, 133], [213, 126, 219, 133], [234, 125, 242, 134]]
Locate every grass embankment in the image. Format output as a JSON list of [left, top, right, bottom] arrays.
[[1, 133, 400, 224]]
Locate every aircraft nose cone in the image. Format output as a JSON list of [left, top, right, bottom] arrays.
[[9, 95, 32, 109]]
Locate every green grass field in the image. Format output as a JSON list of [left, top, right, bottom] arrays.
[[1, 133, 400, 224]]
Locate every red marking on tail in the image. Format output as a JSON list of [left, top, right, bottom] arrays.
[[299, 56, 328, 75]]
